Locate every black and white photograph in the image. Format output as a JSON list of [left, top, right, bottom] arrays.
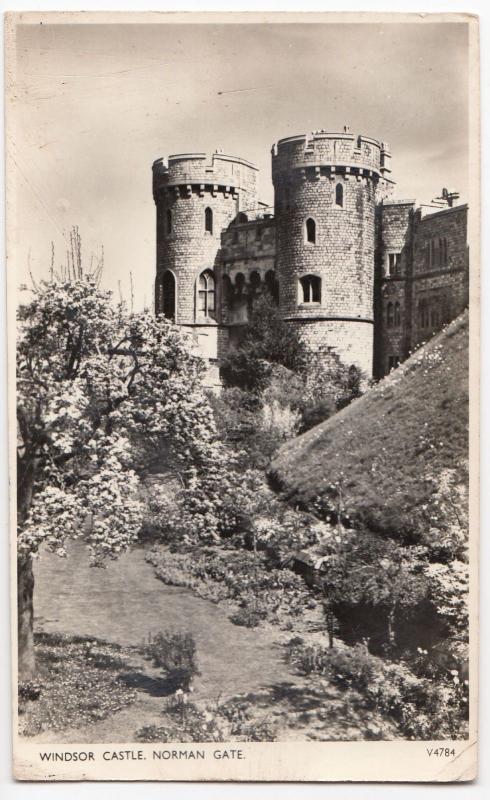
[[6, 10, 479, 782]]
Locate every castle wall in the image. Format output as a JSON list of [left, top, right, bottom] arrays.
[[374, 200, 415, 377], [410, 205, 469, 348], [271, 131, 391, 376], [219, 216, 277, 331]]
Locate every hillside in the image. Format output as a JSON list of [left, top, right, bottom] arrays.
[[269, 312, 469, 540]]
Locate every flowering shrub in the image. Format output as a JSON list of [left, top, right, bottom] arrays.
[[287, 641, 468, 740], [135, 696, 277, 742]]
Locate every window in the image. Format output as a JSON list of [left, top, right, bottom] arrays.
[[299, 274, 321, 303], [166, 208, 172, 236], [197, 269, 215, 317], [418, 299, 429, 329], [205, 207, 213, 234], [285, 187, 290, 210], [443, 237, 448, 265], [335, 183, 344, 208], [305, 218, 316, 244], [256, 225, 262, 240], [430, 239, 435, 267], [265, 270, 279, 303], [250, 271, 261, 291], [388, 252, 401, 276], [438, 237, 444, 267], [394, 302, 401, 327], [388, 355, 400, 371], [430, 305, 440, 328], [387, 302, 394, 328], [156, 270, 176, 320]]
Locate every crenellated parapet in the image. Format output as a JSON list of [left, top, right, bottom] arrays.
[[153, 151, 258, 208], [271, 129, 393, 183]]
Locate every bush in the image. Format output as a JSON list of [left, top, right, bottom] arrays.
[[287, 641, 468, 740], [142, 631, 199, 691], [135, 696, 277, 742]]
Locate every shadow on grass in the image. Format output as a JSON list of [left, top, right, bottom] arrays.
[[119, 671, 179, 697]]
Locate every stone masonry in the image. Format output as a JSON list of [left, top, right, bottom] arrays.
[[152, 131, 469, 382]]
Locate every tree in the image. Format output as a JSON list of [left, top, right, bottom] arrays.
[[220, 293, 307, 391], [17, 272, 224, 677]]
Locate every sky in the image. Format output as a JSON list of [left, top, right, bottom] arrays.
[[9, 18, 470, 309]]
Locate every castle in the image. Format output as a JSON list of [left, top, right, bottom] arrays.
[[152, 129, 469, 383]]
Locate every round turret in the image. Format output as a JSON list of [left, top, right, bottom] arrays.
[[272, 130, 395, 375]]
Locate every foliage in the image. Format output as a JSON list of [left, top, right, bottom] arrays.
[[220, 293, 307, 391], [299, 349, 365, 432], [18, 633, 137, 736], [141, 631, 199, 690], [135, 694, 277, 742], [287, 641, 468, 740], [17, 275, 232, 563], [147, 543, 310, 628]]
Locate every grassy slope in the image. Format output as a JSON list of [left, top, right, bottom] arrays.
[[269, 312, 469, 538]]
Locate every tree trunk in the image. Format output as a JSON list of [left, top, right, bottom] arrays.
[[17, 454, 36, 680], [18, 555, 35, 680]]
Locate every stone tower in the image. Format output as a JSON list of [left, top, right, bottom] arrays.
[[152, 151, 258, 371], [271, 129, 394, 376]]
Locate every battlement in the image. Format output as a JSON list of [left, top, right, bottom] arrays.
[[271, 129, 392, 181], [152, 150, 258, 202]]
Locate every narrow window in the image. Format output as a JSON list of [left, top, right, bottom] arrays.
[[425, 243, 430, 268], [438, 237, 444, 267], [299, 274, 321, 304], [198, 269, 215, 317], [265, 270, 279, 303], [306, 218, 316, 244], [430, 239, 435, 267], [166, 208, 172, 236], [335, 183, 344, 208], [444, 237, 448, 265], [285, 187, 290, 210], [387, 302, 394, 328], [431, 305, 440, 328], [156, 270, 176, 320], [418, 299, 429, 329], [394, 302, 401, 327], [388, 355, 400, 371], [205, 207, 213, 234], [388, 254, 397, 276]]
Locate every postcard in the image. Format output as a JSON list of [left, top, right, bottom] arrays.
[[6, 10, 479, 782]]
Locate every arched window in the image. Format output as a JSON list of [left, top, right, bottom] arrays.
[[394, 302, 401, 327], [236, 212, 248, 224], [197, 269, 215, 317], [222, 274, 233, 303], [305, 218, 316, 244], [156, 270, 176, 320], [265, 270, 279, 303], [387, 302, 394, 328], [205, 207, 213, 234], [235, 272, 245, 293], [335, 183, 344, 208], [299, 274, 321, 304], [250, 271, 261, 291], [166, 208, 172, 236]]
